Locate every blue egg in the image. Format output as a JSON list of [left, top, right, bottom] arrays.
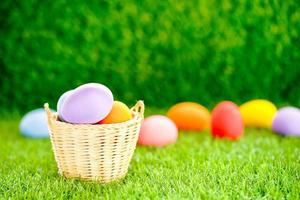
[[20, 108, 55, 138]]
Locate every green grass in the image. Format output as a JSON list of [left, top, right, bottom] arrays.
[[0, 116, 300, 199]]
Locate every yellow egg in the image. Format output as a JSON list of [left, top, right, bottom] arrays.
[[239, 99, 277, 128], [100, 101, 132, 124]]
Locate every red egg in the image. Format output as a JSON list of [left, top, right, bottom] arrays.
[[211, 101, 244, 140]]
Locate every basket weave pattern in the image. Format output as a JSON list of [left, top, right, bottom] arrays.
[[44, 101, 144, 183]]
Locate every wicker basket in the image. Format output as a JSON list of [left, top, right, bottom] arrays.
[[44, 100, 144, 183]]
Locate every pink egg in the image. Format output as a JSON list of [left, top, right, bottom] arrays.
[[138, 115, 178, 147]]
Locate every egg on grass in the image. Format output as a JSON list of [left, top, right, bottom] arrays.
[[20, 108, 55, 138], [167, 102, 210, 132], [138, 115, 178, 147], [272, 107, 300, 136], [239, 99, 277, 129], [211, 101, 244, 140]]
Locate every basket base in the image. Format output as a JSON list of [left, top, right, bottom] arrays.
[[61, 170, 128, 183]]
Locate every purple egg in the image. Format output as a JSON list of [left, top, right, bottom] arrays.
[[57, 90, 73, 121], [272, 107, 300, 136], [60, 83, 114, 124]]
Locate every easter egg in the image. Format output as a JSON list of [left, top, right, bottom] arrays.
[[20, 108, 54, 138], [239, 99, 277, 128], [138, 115, 178, 147], [60, 83, 114, 124], [167, 102, 210, 131], [272, 107, 300, 136], [57, 90, 73, 121], [100, 101, 132, 124], [211, 101, 244, 140]]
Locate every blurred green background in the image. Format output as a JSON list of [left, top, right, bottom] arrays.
[[1, 0, 300, 112]]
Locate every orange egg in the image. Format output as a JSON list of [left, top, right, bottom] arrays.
[[99, 101, 132, 124], [166, 102, 210, 131]]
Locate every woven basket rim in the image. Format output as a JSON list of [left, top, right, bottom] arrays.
[[44, 100, 144, 128]]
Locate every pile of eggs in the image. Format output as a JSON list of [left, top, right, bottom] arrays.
[[20, 83, 132, 138], [56, 83, 131, 124], [138, 99, 300, 147], [19, 84, 300, 144]]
